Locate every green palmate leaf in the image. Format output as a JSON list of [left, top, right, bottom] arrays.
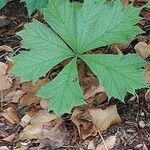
[[0, 0, 7, 9], [12, 0, 148, 115], [43, 0, 142, 53], [38, 58, 85, 116], [21, 0, 48, 16], [81, 54, 148, 100], [12, 19, 74, 82]]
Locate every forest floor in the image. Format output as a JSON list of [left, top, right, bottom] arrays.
[[0, 0, 150, 150]]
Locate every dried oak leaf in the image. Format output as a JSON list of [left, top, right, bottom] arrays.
[[89, 105, 122, 132], [2, 107, 20, 124], [134, 42, 150, 59], [96, 135, 116, 150], [19, 110, 56, 139], [4, 90, 25, 103], [71, 107, 96, 139], [71, 105, 121, 139], [41, 119, 71, 149]]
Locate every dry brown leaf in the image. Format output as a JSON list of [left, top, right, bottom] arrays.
[[0, 62, 12, 90], [2, 107, 20, 124], [134, 42, 150, 59], [19, 94, 41, 106], [89, 105, 122, 132], [20, 112, 34, 127], [0, 146, 9, 150], [143, 143, 148, 150], [0, 45, 13, 52], [145, 89, 150, 111], [21, 78, 49, 94], [4, 90, 25, 103], [41, 119, 71, 149], [84, 86, 105, 100], [20, 124, 43, 139], [71, 108, 96, 139], [88, 140, 96, 150], [30, 110, 56, 125], [2, 133, 15, 142], [20, 110, 56, 139], [96, 135, 116, 150], [40, 99, 48, 110], [145, 64, 150, 84], [0, 62, 7, 75]]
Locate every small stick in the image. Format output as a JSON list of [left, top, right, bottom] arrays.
[[98, 130, 108, 150]]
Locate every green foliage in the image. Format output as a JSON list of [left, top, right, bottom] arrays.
[[20, 0, 48, 16], [145, 2, 150, 8], [0, 0, 7, 9], [12, 0, 148, 115]]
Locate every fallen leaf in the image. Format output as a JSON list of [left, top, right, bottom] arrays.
[[71, 108, 96, 139], [2, 133, 15, 142], [0, 45, 13, 52], [4, 90, 25, 103], [84, 86, 105, 100], [145, 89, 150, 111], [19, 94, 41, 106], [0, 62, 12, 90], [88, 140, 96, 150], [89, 105, 122, 132], [145, 64, 150, 84], [20, 110, 56, 139], [40, 99, 48, 110], [0, 146, 9, 150], [30, 110, 56, 125], [20, 124, 43, 139], [2, 107, 20, 124], [84, 86, 107, 104], [143, 143, 148, 150], [21, 78, 49, 94], [41, 119, 71, 149], [134, 42, 150, 59], [96, 135, 116, 150], [20, 111, 36, 127]]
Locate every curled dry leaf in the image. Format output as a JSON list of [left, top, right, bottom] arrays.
[[4, 90, 25, 103], [2, 133, 15, 142], [71, 108, 96, 139], [89, 105, 122, 132], [41, 119, 71, 149], [96, 135, 116, 150], [145, 89, 150, 111], [30, 110, 56, 125], [145, 64, 150, 84], [71, 105, 121, 139], [134, 42, 150, 59], [20, 110, 56, 140], [19, 94, 41, 106], [2, 107, 20, 124], [20, 124, 43, 139], [84, 86, 105, 99], [0, 45, 13, 52], [0, 62, 12, 90], [84, 85, 107, 104]]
